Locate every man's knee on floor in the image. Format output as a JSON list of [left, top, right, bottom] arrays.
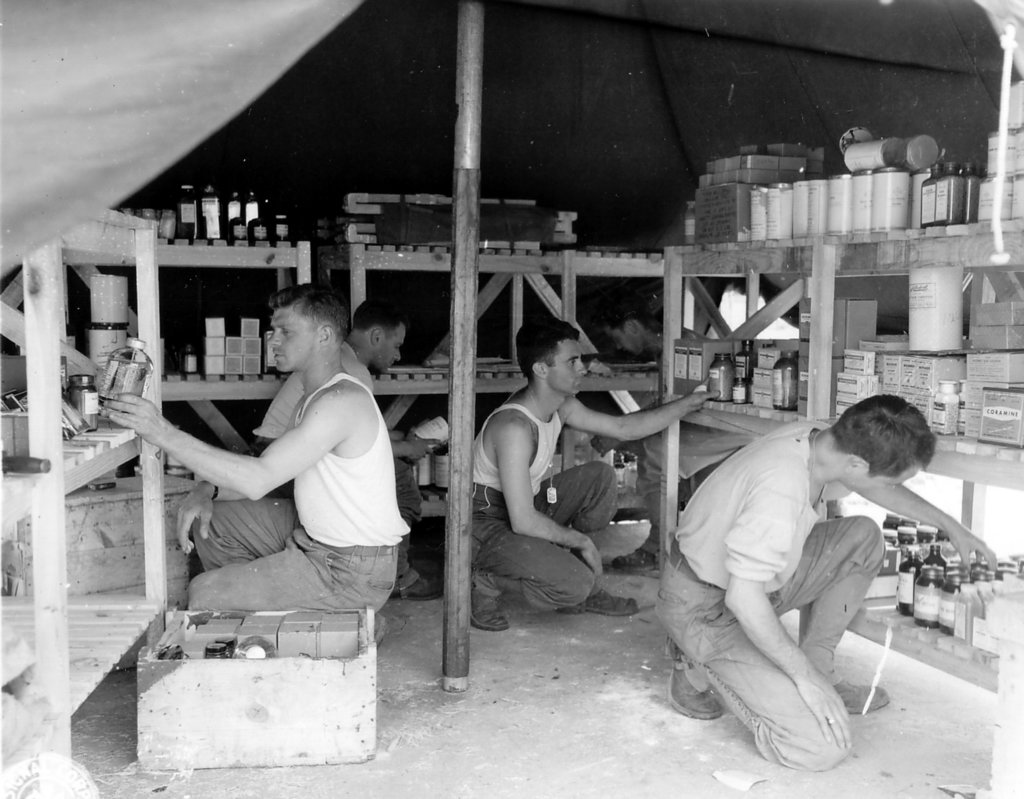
[[187, 571, 225, 610], [577, 460, 616, 491], [778, 738, 851, 772], [523, 570, 595, 609]]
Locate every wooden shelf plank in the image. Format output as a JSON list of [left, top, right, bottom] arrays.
[[848, 600, 998, 692], [2, 594, 160, 712], [63, 439, 140, 495], [155, 242, 306, 269], [161, 377, 286, 401]]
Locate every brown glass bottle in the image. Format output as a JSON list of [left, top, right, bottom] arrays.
[[897, 545, 922, 617], [913, 565, 943, 628]]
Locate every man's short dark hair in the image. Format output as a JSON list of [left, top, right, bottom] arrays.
[[831, 394, 935, 477], [352, 300, 409, 333], [593, 291, 662, 333], [269, 284, 348, 338], [516, 318, 580, 377]]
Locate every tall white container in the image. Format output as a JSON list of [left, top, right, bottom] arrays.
[[908, 265, 964, 351]]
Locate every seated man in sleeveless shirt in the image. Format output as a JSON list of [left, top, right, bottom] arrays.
[[104, 285, 406, 612], [470, 318, 710, 631], [656, 395, 997, 771]]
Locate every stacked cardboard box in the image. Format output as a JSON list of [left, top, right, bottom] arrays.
[[970, 302, 1024, 349], [694, 143, 825, 244]]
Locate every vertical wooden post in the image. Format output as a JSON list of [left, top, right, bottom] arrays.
[[443, 0, 484, 693], [807, 241, 837, 421], [24, 239, 72, 755], [136, 226, 167, 620], [660, 253, 683, 558]]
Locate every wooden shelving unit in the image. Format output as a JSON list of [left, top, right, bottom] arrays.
[[1, 211, 166, 755], [661, 225, 1024, 693]]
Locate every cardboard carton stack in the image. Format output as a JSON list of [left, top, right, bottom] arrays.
[[694, 143, 825, 244], [204, 316, 262, 377]]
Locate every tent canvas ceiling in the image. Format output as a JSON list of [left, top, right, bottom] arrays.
[[1, 0, 1014, 265]]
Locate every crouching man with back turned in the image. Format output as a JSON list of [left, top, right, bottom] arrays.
[[656, 395, 997, 770], [104, 284, 407, 612], [469, 318, 710, 631]]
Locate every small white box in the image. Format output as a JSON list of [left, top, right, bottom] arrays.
[[240, 318, 260, 338], [243, 355, 262, 374], [243, 337, 262, 356], [205, 317, 226, 338], [842, 349, 876, 376], [204, 355, 225, 375], [204, 337, 226, 356], [225, 337, 244, 356], [835, 372, 879, 396], [224, 355, 243, 375]]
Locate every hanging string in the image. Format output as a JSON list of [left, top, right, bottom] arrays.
[[990, 21, 1017, 266]]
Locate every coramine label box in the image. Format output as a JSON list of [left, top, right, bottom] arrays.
[[979, 387, 1024, 447], [138, 608, 377, 769]]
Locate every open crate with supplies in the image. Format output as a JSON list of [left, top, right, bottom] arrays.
[[136, 607, 377, 769]]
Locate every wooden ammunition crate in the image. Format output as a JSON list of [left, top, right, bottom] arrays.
[[136, 608, 377, 769]]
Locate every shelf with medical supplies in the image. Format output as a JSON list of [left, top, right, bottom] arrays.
[[1, 210, 168, 757]]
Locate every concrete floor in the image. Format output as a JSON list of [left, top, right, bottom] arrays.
[[70, 566, 998, 799]]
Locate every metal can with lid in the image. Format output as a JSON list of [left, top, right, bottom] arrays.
[[766, 183, 793, 240], [791, 180, 810, 238], [806, 179, 829, 236], [851, 170, 874, 233], [749, 186, 768, 241], [871, 167, 910, 231], [67, 374, 99, 431], [826, 174, 853, 234]]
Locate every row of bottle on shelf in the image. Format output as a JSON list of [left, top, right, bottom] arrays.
[[701, 340, 799, 410], [122, 186, 293, 245], [885, 515, 1023, 653]]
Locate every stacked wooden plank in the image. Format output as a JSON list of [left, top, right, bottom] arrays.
[[315, 193, 576, 249]]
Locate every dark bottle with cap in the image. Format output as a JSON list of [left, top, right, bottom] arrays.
[[919, 163, 944, 228], [734, 340, 756, 382], [913, 565, 943, 629], [897, 544, 922, 617], [248, 198, 270, 245], [962, 162, 982, 224], [938, 565, 967, 635], [923, 543, 947, 573], [175, 184, 197, 241], [227, 191, 245, 244], [933, 161, 965, 226]]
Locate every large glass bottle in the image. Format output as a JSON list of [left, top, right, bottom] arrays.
[[933, 161, 965, 226], [771, 352, 799, 411], [707, 353, 736, 402], [200, 184, 222, 241], [98, 338, 154, 405]]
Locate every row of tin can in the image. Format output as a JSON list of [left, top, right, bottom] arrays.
[[748, 167, 1016, 242]]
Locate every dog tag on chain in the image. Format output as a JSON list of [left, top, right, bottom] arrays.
[[546, 486, 557, 504]]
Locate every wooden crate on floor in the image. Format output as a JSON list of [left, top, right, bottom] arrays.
[[136, 608, 377, 769], [3, 475, 192, 606]]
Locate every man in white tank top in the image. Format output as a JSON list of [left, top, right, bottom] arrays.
[[104, 285, 408, 612], [469, 319, 710, 631]]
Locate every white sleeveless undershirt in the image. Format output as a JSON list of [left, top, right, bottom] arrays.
[[471, 402, 562, 496], [293, 372, 407, 547]]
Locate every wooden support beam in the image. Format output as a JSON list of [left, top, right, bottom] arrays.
[[443, 0, 484, 694], [730, 279, 804, 341], [660, 255, 683, 559], [2, 301, 95, 375], [188, 400, 250, 453], [2, 266, 24, 307], [687, 277, 732, 338]]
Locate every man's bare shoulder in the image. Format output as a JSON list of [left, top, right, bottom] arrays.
[[303, 378, 374, 416]]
